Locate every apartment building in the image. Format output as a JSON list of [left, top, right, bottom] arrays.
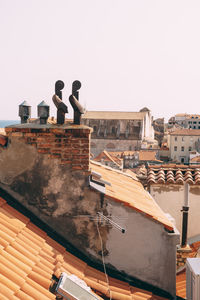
[[170, 129, 200, 163]]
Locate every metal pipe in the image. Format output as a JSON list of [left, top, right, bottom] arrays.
[[181, 183, 189, 247]]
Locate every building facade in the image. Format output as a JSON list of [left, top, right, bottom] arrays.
[[82, 108, 155, 156], [170, 129, 200, 163]]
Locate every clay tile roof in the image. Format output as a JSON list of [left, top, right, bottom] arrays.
[[0, 196, 169, 300], [93, 150, 122, 168], [170, 129, 200, 136], [139, 151, 158, 161], [147, 165, 200, 185], [190, 155, 200, 162], [90, 161, 174, 231], [0, 134, 7, 146]]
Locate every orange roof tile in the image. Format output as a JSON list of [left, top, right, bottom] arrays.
[[90, 162, 174, 231], [0, 197, 170, 300], [94, 150, 122, 167], [139, 151, 158, 161], [170, 129, 200, 136], [0, 134, 7, 146], [148, 165, 200, 185]]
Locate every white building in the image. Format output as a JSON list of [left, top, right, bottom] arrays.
[[170, 129, 200, 163]]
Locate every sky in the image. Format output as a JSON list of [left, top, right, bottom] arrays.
[[1, 0, 200, 122]]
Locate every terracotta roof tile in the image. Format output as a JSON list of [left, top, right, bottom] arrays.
[[148, 165, 200, 185], [90, 161, 174, 231], [0, 198, 170, 300], [139, 151, 158, 161], [170, 129, 200, 136]]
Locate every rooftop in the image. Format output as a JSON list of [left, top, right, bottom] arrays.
[[148, 164, 200, 185], [170, 129, 200, 136], [82, 111, 147, 120], [0, 196, 168, 300], [90, 161, 174, 231]]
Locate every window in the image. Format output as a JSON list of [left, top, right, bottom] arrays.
[[194, 126, 196, 129], [181, 146, 184, 151], [174, 146, 177, 151], [174, 137, 177, 141], [111, 127, 116, 134], [93, 125, 97, 132], [182, 137, 185, 142], [193, 121, 197, 124], [189, 146, 192, 151], [199, 126, 200, 129]]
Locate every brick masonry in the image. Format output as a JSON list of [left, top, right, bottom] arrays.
[[177, 246, 192, 268], [5, 125, 92, 172]]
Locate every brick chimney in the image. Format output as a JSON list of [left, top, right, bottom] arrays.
[[5, 123, 92, 172]]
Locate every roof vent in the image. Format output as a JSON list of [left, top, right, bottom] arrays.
[[56, 272, 99, 300]]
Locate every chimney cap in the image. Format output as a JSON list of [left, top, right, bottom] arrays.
[[38, 100, 49, 107], [19, 100, 31, 107]]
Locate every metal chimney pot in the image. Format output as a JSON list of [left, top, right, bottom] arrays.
[[37, 101, 49, 124], [19, 101, 31, 124]]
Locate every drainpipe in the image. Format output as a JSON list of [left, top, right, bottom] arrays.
[[181, 183, 189, 248]]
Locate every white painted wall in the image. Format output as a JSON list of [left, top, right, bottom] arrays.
[[103, 199, 179, 297], [150, 184, 200, 240]]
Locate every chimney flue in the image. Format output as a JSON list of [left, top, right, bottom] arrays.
[[19, 101, 31, 124], [181, 183, 189, 248], [37, 101, 50, 124]]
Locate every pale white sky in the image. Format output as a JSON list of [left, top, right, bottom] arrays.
[[1, 0, 200, 122]]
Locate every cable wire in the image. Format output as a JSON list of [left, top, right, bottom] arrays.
[[96, 216, 112, 300]]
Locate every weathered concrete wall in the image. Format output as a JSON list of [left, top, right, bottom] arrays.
[[97, 199, 179, 297], [150, 184, 200, 239]]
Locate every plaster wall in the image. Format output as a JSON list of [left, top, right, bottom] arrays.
[[150, 184, 200, 239], [103, 200, 179, 296]]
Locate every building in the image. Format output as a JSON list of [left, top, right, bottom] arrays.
[[169, 129, 200, 163], [147, 164, 200, 240], [82, 108, 155, 156], [0, 114, 179, 298], [168, 113, 200, 129], [93, 150, 123, 170]]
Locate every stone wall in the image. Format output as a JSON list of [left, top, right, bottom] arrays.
[[91, 138, 141, 157]]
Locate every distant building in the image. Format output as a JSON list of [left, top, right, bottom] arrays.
[[82, 108, 155, 156], [169, 129, 200, 163], [147, 164, 200, 240], [93, 150, 123, 170], [168, 113, 200, 129]]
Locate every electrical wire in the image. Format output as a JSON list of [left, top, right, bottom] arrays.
[[96, 216, 112, 300]]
